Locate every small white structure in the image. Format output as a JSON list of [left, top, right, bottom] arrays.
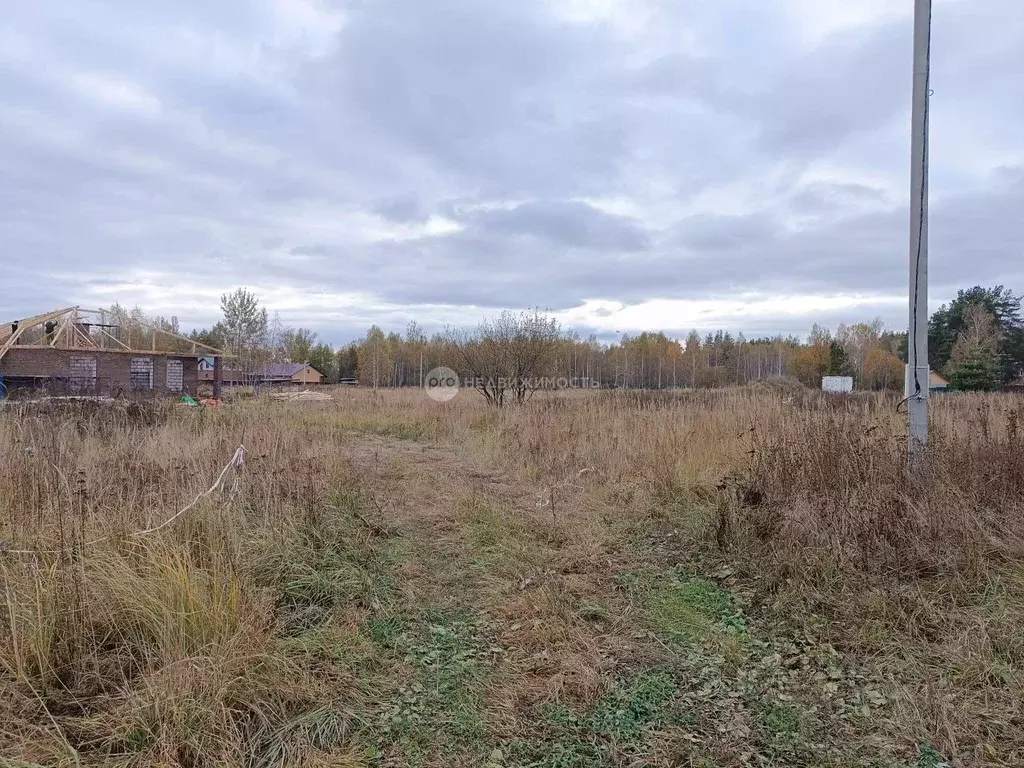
[[822, 376, 854, 393]]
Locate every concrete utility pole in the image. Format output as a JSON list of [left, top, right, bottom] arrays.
[[907, 0, 932, 463]]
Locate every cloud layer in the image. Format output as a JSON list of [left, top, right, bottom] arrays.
[[2, 0, 1022, 342]]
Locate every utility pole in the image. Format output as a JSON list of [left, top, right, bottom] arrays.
[[907, 0, 932, 463]]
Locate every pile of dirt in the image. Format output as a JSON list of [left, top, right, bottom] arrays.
[[748, 375, 809, 398]]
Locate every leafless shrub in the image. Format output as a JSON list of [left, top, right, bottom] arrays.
[[447, 309, 563, 406]]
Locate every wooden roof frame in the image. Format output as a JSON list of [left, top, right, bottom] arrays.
[[0, 306, 228, 363]]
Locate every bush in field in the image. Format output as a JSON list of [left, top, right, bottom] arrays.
[[447, 309, 563, 407]]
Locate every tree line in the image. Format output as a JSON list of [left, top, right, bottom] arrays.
[[182, 285, 1024, 395]]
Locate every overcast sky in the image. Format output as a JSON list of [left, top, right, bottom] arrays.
[[2, 0, 1022, 344]]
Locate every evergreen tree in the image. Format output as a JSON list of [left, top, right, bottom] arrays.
[[947, 305, 1003, 391], [929, 285, 1023, 383], [336, 344, 359, 380], [948, 356, 1002, 392], [826, 341, 853, 377], [189, 325, 226, 349]]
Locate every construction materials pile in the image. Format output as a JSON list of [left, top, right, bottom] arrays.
[[270, 389, 333, 402]]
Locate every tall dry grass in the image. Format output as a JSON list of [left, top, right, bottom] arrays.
[[241, 384, 1024, 579], [475, 386, 1024, 764], [1, 385, 1023, 764], [462, 387, 1024, 577], [0, 398, 364, 765]]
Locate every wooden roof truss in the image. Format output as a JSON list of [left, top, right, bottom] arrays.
[[0, 307, 227, 363]]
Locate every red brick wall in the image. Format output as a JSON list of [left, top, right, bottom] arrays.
[[0, 349, 198, 396], [0, 348, 70, 377]]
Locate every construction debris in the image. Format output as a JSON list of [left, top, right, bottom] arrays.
[[270, 389, 333, 402]]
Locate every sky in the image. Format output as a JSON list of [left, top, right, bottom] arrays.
[[2, 0, 1022, 345]]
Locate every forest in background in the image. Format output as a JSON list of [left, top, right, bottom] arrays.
[[164, 284, 1024, 392]]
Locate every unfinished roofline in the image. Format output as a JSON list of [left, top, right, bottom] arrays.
[[5, 346, 213, 359], [76, 309, 227, 355], [1, 306, 229, 363]]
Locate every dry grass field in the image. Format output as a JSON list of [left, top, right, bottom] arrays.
[[1, 385, 1023, 767]]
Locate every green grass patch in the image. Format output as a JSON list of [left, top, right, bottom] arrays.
[[277, 624, 380, 671], [461, 497, 537, 581], [916, 744, 951, 768], [368, 613, 503, 764], [367, 613, 412, 651], [508, 669, 691, 767], [254, 704, 356, 768], [756, 701, 807, 760], [586, 669, 686, 741], [295, 410, 435, 441], [634, 567, 747, 648]]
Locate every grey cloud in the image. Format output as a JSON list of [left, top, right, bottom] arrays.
[[789, 181, 890, 213], [751, 21, 912, 153], [1, 0, 1023, 342], [674, 213, 781, 252], [316, 0, 631, 199], [374, 196, 428, 224], [364, 164, 1023, 312], [467, 201, 650, 252], [290, 245, 333, 258]]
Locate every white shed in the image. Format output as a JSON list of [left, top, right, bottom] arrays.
[[822, 376, 854, 393]]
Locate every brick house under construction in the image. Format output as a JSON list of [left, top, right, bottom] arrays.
[[0, 307, 226, 398]]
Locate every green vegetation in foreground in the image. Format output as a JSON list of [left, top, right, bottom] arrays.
[[506, 670, 691, 768], [246, 482, 933, 768], [368, 613, 503, 764], [255, 489, 503, 765], [252, 488, 402, 635], [641, 566, 749, 647], [605, 564, 915, 767]]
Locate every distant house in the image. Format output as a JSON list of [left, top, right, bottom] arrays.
[[197, 356, 216, 383], [197, 361, 325, 387], [197, 358, 246, 386], [256, 363, 325, 386], [1005, 376, 1024, 394], [905, 366, 949, 394]]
